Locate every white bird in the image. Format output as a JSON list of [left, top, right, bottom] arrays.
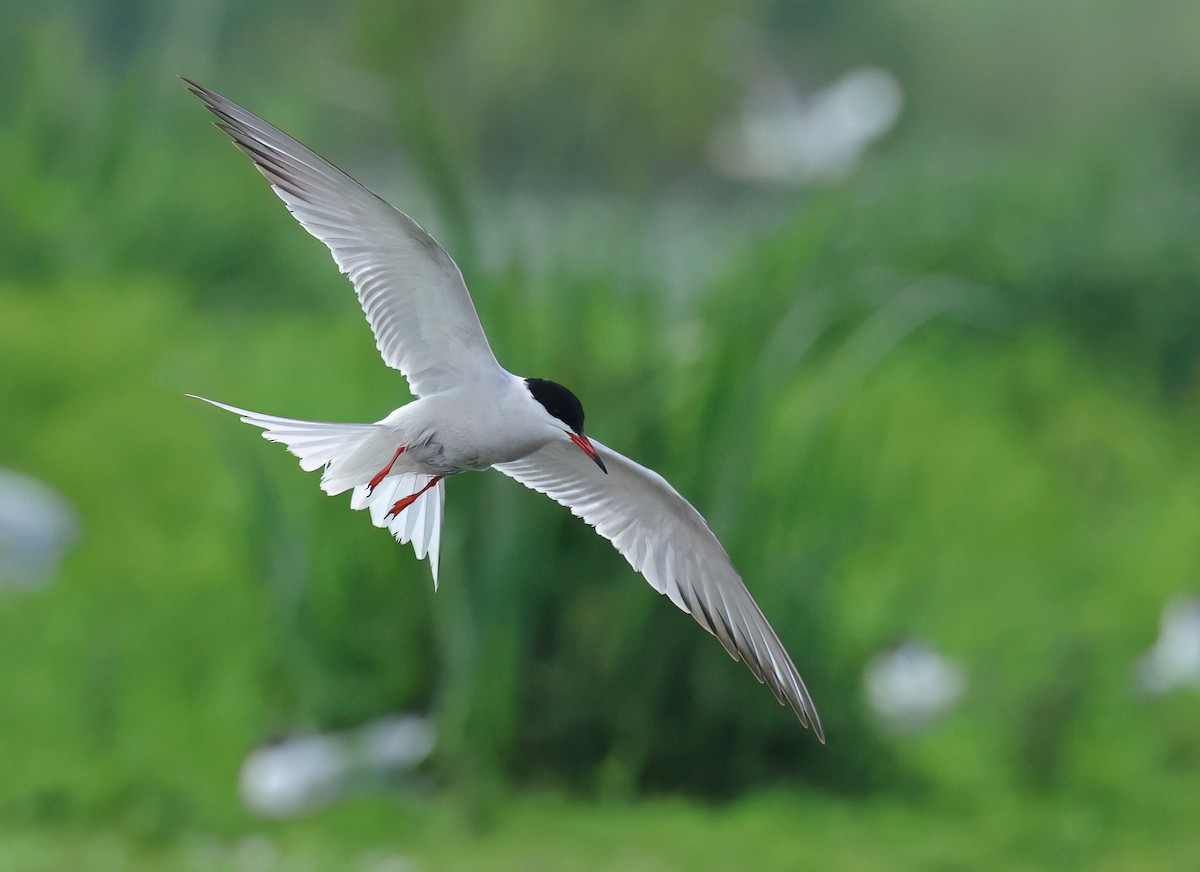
[[185, 80, 824, 741]]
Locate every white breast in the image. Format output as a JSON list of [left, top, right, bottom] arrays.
[[380, 375, 556, 475]]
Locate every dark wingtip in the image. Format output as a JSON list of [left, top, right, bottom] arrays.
[[801, 694, 826, 743], [180, 75, 206, 98], [813, 717, 827, 744], [180, 77, 228, 124]]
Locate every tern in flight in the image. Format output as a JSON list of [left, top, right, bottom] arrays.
[[185, 80, 823, 741]]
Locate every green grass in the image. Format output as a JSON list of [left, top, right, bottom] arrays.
[[4, 236, 1200, 862], [4, 786, 1199, 871]]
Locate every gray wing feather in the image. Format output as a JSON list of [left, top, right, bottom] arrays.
[[185, 79, 503, 398], [494, 439, 824, 741]]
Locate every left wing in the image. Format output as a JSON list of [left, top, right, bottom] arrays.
[[185, 79, 505, 398], [494, 439, 824, 741]]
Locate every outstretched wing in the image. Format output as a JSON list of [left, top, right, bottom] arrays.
[[494, 439, 824, 740], [185, 79, 504, 398]]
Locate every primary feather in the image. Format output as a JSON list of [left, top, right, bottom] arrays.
[[496, 439, 824, 741], [183, 78, 503, 398], [186, 80, 824, 740]]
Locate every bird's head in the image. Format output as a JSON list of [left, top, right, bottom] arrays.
[[525, 378, 607, 473]]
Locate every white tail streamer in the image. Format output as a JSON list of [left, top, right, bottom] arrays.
[[193, 396, 444, 585]]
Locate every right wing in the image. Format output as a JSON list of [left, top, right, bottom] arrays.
[[185, 79, 504, 398], [495, 438, 824, 741]]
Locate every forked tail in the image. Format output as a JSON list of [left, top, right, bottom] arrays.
[[191, 395, 445, 584], [350, 475, 445, 587]]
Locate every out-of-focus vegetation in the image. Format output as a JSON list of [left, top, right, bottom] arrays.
[[3, 0, 1200, 867]]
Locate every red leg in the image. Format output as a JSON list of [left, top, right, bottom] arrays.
[[367, 444, 406, 495], [386, 476, 442, 520]]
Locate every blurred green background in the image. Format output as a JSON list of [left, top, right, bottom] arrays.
[[3, 0, 1200, 868]]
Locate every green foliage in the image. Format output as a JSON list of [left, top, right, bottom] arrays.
[[6, 133, 1200, 814], [3, 787, 1200, 869], [3, 0, 1200, 864]]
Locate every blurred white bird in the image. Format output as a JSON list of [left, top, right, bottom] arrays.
[[239, 715, 434, 818], [185, 80, 823, 741], [863, 639, 965, 733], [1136, 596, 1200, 694], [0, 468, 78, 590], [711, 67, 903, 184]]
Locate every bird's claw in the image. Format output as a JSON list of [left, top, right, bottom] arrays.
[[385, 496, 413, 519], [368, 444, 407, 496], [384, 476, 442, 520]]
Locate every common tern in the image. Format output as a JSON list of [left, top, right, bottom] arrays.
[[185, 80, 823, 741]]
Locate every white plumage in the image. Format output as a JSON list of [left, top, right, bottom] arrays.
[[186, 79, 823, 741]]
